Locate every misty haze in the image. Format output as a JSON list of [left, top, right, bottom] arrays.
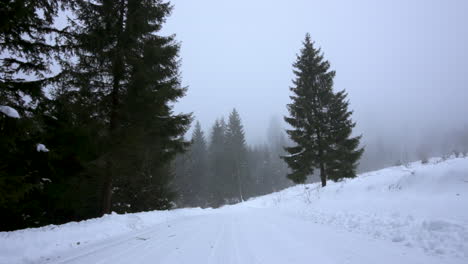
[[167, 0, 468, 173], [1, 1, 467, 264]]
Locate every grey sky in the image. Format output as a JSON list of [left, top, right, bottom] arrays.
[[164, 0, 468, 149]]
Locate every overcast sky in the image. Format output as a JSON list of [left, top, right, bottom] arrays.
[[163, 0, 468, 147]]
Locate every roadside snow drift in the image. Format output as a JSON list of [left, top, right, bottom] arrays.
[[0, 209, 209, 264], [0, 157, 467, 264], [244, 157, 468, 259]]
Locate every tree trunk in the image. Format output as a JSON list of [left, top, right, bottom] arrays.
[[100, 59, 122, 216], [101, 166, 113, 215], [316, 129, 327, 187], [238, 174, 244, 202], [236, 165, 244, 202], [101, 1, 125, 216], [320, 162, 326, 187]]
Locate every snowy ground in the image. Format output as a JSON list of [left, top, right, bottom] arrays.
[[1, 157, 467, 264]]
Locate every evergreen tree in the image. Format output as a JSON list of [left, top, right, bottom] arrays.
[[225, 109, 249, 201], [1, 0, 191, 229], [283, 34, 363, 187], [175, 121, 208, 206], [20, 95, 106, 227], [208, 118, 228, 207], [325, 90, 364, 181], [0, 0, 70, 230], [60, 0, 126, 215], [63, 0, 190, 214], [190, 121, 209, 205]]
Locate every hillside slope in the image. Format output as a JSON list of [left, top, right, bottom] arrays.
[[244, 157, 468, 259]]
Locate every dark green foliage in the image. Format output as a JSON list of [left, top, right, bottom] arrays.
[[325, 91, 364, 181], [173, 121, 208, 207], [283, 34, 335, 185], [1, 0, 190, 230], [61, 0, 191, 214], [202, 110, 250, 205], [0, 0, 68, 230], [190, 122, 209, 205], [208, 118, 229, 207], [283, 34, 363, 186], [224, 109, 250, 201], [0, 115, 46, 229], [0, 0, 64, 107]]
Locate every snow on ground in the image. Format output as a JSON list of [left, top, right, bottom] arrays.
[[0, 157, 467, 264], [0, 209, 210, 264], [245, 157, 468, 260]]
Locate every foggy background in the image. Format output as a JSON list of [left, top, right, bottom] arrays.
[[163, 0, 468, 171]]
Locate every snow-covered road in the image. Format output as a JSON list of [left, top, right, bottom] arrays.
[[2, 157, 467, 264], [40, 207, 458, 264]]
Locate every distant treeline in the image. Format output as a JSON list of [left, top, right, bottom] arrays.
[[359, 127, 468, 172], [173, 111, 291, 208]]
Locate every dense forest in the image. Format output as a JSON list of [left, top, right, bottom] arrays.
[[0, 0, 192, 231]]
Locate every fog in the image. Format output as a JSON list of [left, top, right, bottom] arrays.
[[163, 0, 468, 170]]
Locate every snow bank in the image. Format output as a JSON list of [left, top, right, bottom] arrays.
[[0, 105, 20, 118], [36, 144, 49, 153], [243, 157, 468, 259], [0, 208, 209, 264]]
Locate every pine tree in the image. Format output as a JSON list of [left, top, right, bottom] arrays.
[[283, 34, 335, 186], [0, 1, 70, 230], [176, 121, 208, 206], [112, 0, 191, 212], [60, 0, 125, 215], [325, 90, 364, 181], [208, 119, 227, 207], [190, 121, 209, 205], [225, 109, 249, 201], [283, 34, 363, 187], [63, 0, 191, 214]]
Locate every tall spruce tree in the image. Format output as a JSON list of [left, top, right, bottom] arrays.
[[176, 121, 208, 206], [208, 118, 228, 207], [63, 0, 191, 214], [225, 109, 249, 201], [283, 34, 363, 187], [190, 121, 209, 205]]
